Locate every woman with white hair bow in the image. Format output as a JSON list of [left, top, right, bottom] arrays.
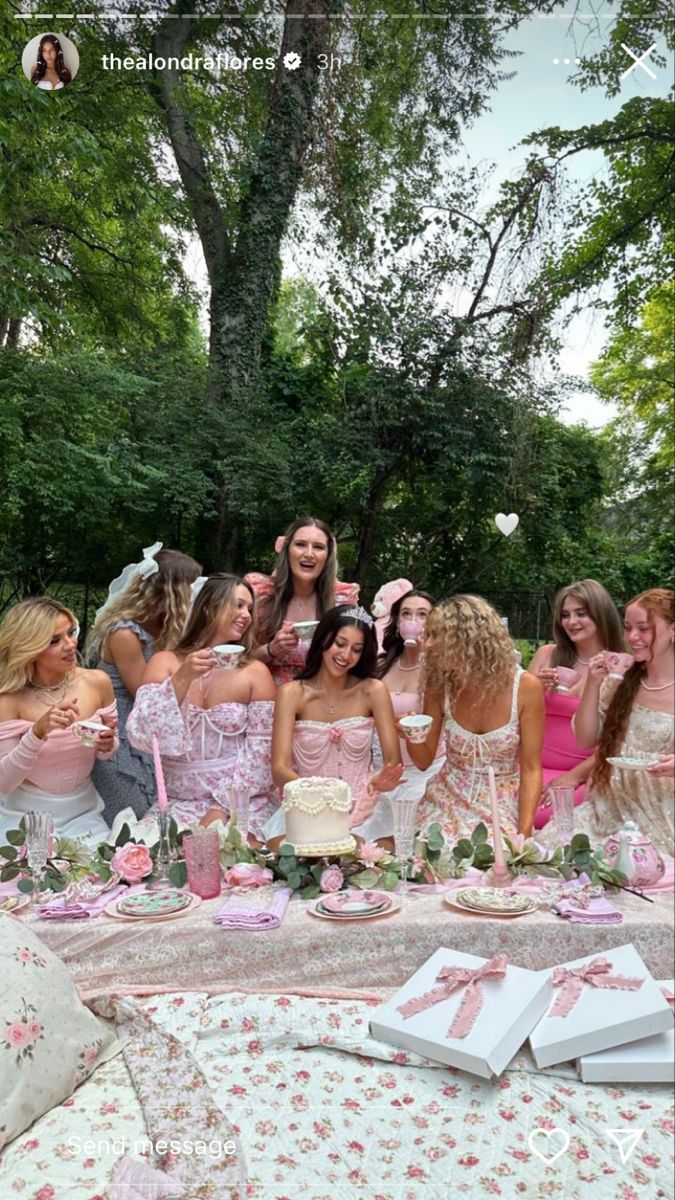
[[86, 543, 202, 821]]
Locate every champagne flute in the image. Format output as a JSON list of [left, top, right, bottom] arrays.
[[391, 795, 419, 895], [25, 812, 54, 904]]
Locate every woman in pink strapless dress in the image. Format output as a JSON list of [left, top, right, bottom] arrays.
[[269, 606, 403, 839], [245, 517, 359, 686], [528, 579, 624, 828]]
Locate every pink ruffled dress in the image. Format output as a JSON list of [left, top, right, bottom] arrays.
[[0, 701, 117, 843], [126, 679, 278, 836], [417, 670, 523, 840], [534, 690, 590, 829], [244, 574, 360, 686]]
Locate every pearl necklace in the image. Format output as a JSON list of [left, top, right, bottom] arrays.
[[575, 655, 591, 666], [396, 658, 419, 672], [640, 679, 675, 692]]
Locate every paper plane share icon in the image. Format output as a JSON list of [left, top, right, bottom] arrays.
[[607, 1129, 645, 1164]]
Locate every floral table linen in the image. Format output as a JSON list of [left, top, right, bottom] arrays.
[[1, 990, 672, 1200]]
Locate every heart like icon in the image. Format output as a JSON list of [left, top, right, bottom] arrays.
[[528, 1127, 570, 1165], [495, 512, 519, 537]]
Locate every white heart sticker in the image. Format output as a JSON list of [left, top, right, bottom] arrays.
[[527, 1127, 570, 1164], [495, 512, 519, 537]]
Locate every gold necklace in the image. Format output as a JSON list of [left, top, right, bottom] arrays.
[[27, 671, 73, 705]]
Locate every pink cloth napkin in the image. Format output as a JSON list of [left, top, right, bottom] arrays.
[[554, 895, 623, 924], [38, 884, 127, 920], [214, 886, 292, 930]]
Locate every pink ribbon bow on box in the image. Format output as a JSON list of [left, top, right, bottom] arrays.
[[661, 987, 674, 1012], [549, 956, 644, 1018], [397, 954, 508, 1039]]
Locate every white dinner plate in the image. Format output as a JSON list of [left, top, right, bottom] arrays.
[[308, 895, 401, 922], [444, 895, 537, 918], [0, 893, 30, 914]]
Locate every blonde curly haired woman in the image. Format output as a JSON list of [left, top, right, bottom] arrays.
[[405, 595, 544, 839], [0, 597, 117, 843]]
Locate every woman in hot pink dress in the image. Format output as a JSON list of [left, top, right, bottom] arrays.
[[269, 606, 403, 838], [127, 575, 278, 837], [528, 579, 624, 828], [0, 597, 117, 844], [246, 517, 359, 686]]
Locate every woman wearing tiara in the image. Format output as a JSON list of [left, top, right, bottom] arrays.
[[127, 574, 278, 837], [246, 517, 359, 686], [269, 605, 403, 839], [86, 543, 202, 822]]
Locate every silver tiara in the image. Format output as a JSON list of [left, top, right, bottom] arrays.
[[342, 606, 374, 628]]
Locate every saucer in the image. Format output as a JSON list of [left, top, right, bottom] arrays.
[[308, 896, 401, 922], [607, 755, 660, 771]]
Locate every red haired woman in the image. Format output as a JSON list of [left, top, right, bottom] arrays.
[[574, 588, 674, 853]]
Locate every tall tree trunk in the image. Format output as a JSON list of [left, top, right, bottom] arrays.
[[354, 472, 391, 586], [151, 0, 335, 565]]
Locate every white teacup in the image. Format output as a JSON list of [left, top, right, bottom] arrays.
[[212, 644, 246, 669], [293, 621, 319, 642], [400, 714, 433, 743], [73, 720, 109, 747]]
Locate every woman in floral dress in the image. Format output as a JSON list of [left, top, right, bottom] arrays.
[[127, 575, 278, 837], [406, 595, 544, 840]]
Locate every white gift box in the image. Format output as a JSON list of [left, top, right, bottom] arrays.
[[529, 944, 672, 1069], [577, 979, 674, 1084], [369, 947, 551, 1080]]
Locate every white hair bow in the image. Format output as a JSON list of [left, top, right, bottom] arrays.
[[95, 542, 163, 622], [183, 575, 208, 628]]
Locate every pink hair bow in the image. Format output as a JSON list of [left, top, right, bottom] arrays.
[[397, 955, 508, 1039], [549, 956, 644, 1018]]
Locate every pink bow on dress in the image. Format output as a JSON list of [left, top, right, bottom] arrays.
[[548, 956, 644, 1018], [397, 955, 508, 1039]]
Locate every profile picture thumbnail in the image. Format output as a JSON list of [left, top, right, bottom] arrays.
[[22, 32, 79, 92]]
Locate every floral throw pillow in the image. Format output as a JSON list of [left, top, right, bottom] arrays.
[[0, 914, 120, 1151]]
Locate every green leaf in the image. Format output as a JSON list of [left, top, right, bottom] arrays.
[[279, 843, 295, 857], [0, 844, 18, 862], [455, 839, 473, 859], [382, 871, 399, 890], [169, 860, 187, 887], [471, 823, 489, 845], [570, 833, 591, 854], [17, 878, 34, 894], [301, 883, 320, 899], [5, 829, 26, 847], [287, 871, 302, 891], [97, 862, 112, 882], [115, 823, 132, 847], [472, 844, 494, 868], [0, 864, 21, 881]]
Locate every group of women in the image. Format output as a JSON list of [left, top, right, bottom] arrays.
[[0, 517, 673, 857]]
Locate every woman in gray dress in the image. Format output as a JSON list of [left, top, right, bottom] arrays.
[[86, 544, 202, 821]]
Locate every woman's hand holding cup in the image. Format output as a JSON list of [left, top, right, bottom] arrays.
[[269, 621, 299, 661], [32, 698, 79, 740], [174, 648, 217, 687], [534, 666, 558, 692]]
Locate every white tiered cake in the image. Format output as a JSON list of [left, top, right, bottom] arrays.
[[282, 776, 356, 856]]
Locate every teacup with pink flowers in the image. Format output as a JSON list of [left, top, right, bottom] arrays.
[[603, 651, 634, 680]]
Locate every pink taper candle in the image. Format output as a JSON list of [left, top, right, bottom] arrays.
[[152, 735, 169, 813], [487, 765, 507, 873]]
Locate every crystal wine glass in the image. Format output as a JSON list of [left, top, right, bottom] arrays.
[[227, 786, 251, 843], [391, 795, 419, 895], [25, 812, 54, 904]]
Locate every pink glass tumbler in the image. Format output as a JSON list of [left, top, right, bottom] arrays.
[[183, 830, 222, 900]]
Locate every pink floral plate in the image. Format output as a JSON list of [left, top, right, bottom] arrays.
[[104, 891, 202, 921], [444, 894, 537, 918], [319, 889, 391, 916], [308, 895, 401, 922]]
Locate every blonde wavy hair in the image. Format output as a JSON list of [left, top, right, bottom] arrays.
[[421, 594, 516, 706], [173, 574, 255, 662], [86, 549, 201, 662], [0, 597, 78, 695]]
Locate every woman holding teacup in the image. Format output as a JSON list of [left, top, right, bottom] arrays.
[[246, 517, 359, 686], [406, 595, 545, 840], [269, 605, 403, 839], [527, 580, 625, 828], [572, 588, 674, 853], [354, 589, 446, 838], [127, 574, 278, 836], [86, 544, 202, 822], [0, 597, 117, 843]]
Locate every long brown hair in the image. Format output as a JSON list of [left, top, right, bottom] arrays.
[[550, 580, 624, 668], [377, 589, 436, 679], [173, 574, 255, 661], [258, 517, 337, 642], [593, 588, 674, 790], [31, 34, 72, 85]]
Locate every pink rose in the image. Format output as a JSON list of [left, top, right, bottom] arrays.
[[5, 1021, 31, 1048], [359, 840, 386, 864], [224, 862, 273, 888], [319, 865, 344, 893], [110, 842, 153, 883], [329, 727, 343, 743]]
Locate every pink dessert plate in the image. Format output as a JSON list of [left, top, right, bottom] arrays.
[[0, 893, 30, 914], [444, 895, 537, 918], [104, 891, 202, 921], [308, 895, 401, 922]]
